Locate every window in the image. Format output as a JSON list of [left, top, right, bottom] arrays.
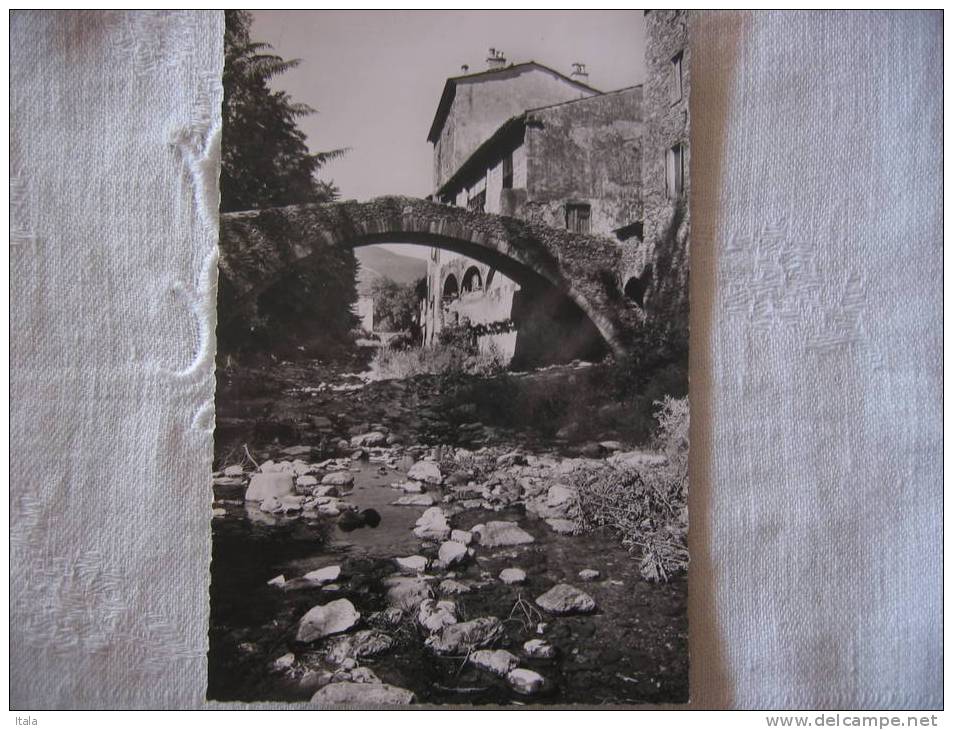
[[467, 190, 486, 213], [565, 203, 591, 234], [669, 51, 684, 105], [502, 154, 513, 189], [666, 143, 685, 200]]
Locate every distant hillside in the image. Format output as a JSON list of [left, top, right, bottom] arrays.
[[356, 245, 427, 295]]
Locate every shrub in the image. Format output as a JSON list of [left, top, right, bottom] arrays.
[[570, 395, 689, 582]]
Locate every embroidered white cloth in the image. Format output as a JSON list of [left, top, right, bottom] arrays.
[[9, 10, 942, 709]]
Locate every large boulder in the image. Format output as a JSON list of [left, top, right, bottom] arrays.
[[350, 431, 387, 447], [535, 584, 596, 615], [417, 598, 457, 633], [474, 521, 535, 548], [499, 568, 526, 585], [470, 649, 519, 677], [523, 639, 556, 659], [425, 617, 505, 655], [310, 682, 415, 706], [394, 555, 427, 574], [296, 599, 360, 642], [322, 471, 355, 487], [326, 630, 394, 665], [437, 541, 468, 567], [302, 565, 341, 586], [407, 460, 443, 485], [413, 507, 451, 540], [245, 473, 295, 502], [507, 668, 546, 695]]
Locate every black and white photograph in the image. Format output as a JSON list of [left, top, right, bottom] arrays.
[[209, 9, 690, 705]]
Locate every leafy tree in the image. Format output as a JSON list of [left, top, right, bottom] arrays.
[[221, 10, 346, 212], [369, 276, 424, 332], [218, 10, 358, 360]]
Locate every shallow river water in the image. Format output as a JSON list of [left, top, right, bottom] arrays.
[[208, 458, 688, 706]]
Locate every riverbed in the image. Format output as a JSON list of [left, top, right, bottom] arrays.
[[208, 359, 688, 706]]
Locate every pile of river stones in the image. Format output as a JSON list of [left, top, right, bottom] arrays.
[[212, 432, 665, 706]]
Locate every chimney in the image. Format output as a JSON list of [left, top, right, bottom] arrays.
[[460, 64, 469, 74], [486, 48, 507, 70], [571, 62, 589, 83]]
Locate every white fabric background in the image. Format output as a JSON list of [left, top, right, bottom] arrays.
[[9, 10, 943, 709]]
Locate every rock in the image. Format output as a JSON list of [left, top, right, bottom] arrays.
[[223, 464, 244, 477], [313, 485, 340, 498], [296, 599, 361, 642], [211, 507, 226, 518], [259, 495, 283, 514], [245, 473, 295, 502], [544, 518, 578, 535], [384, 577, 431, 610], [523, 639, 556, 659], [272, 652, 295, 671], [507, 668, 546, 695], [425, 617, 505, 655], [360, 508, 381, 527], [311, 416, 333, 429], [413, 507, 451, 540], [546, 484, 577, 509], [474, 521, 535, 548], [282, 445, 313, 457], [499, 568, 526, 585], [394, 555, 427, 574], [439, 579, 471, 596], [369, 607, 404, 628], [267, 574, 286, 588], [322, 471, 355, 487], [344, 666, 381, 684], [407, 460, 443, 485], [470, 649, 519, 677], [393, 494, 434, 507], [437, 541, 468, 567], [599, 440, 623, 452], [450, 529, 473, 545], [326, 630, 394, 664], [556, 423, 579, 439], [535, 584, 596, 615], [296, 475, 319, 488], [578, 569, 601, 582], [417, 598, 457, 633], [397, 480, 424, 493], [311, 682, 415, 706], [337, 511, 365, 531], [302, 565, 341, 586], [350, 448, 367, 461], [350, 431, 387, 447]]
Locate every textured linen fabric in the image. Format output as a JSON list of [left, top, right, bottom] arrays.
[[9, 10, 942, 709]]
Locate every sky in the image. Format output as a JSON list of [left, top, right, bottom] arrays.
[[250, 10, 646, 204]]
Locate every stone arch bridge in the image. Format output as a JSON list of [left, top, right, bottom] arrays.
[[219, 196, 644, 357]]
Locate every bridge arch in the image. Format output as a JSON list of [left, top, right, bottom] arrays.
[[219, 196, 642, 357], [462, 266, 483, 294], [441, 274, 459, 301]]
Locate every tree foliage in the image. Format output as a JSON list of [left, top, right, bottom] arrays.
[[369, 276, 424, 332], [219, 10, 358, 360], [221, 10, 347, 212]]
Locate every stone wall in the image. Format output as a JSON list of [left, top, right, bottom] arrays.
[[521, 88, 644, 237], [636, 9, 690, 324], [433, 66, 598, 190]]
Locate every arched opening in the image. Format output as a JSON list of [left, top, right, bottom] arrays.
[[462, 266, 483, 294], [442, 274, 459, 301], [624, 265, 653, 309]]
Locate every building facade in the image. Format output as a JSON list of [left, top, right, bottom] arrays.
[[422, 12, 690, 362]]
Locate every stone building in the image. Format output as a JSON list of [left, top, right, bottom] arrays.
[[422, 12, 690, 362]]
